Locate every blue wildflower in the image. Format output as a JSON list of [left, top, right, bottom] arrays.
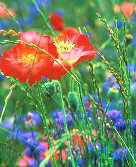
[[87, 143, 102, 156], [24, 147, 34, 157], [127, 64, 136, 74], [17, 17, 33, 27], [23, 112, 42, 127], [51, 110, 73, 128], [114, 119, 126, 132], [29, 4, 40, 17], [18, 131, 39, 147], [112, 148, 128, 161], [92, 95, 113, 111], [8, 128, 22, 140], [103, 75, 120, 94], [106, 110, 123, 123], [28, 159, 38, 167], [0, 21, 9, 29], [117, 20, 123, 29], [83, 96, 92, 111], [87, 143, 95, 153], [112, 19, 124, 30], [0, 74, 5, 81], [24, 141, 48, 160], [77, 159, 86, 167], [36, 142, 48, 153], [0, 21, 16, 29], [96, 143, 102, 152], [0, 117, 15, 129]]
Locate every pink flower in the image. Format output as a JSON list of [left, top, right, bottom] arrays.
[[114, 2, 136, 19]]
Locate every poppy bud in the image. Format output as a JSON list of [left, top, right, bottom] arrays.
[[49, 13, 64, 32]]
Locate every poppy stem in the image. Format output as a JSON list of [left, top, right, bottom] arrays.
[[0, 83, 17, 123]]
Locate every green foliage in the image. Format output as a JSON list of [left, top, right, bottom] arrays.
[[43, 81, 64, 111], [68, 91, 79, 111], [1, 0, 136, 166]]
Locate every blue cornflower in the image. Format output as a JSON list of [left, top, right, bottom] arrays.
[[127, 64, 136, 82], [24, 147, 34, 157], [0, 17, 32, 30], [112, 148, 128, 161], [28, 159, 38, 167], [87, 143, 95, 153], [103, 146, 108, 154], [103, 75, 120, 94], [0, 117, 15, 129], [51, 110, 73, 128], [87, 143, 102, 156], [92, 95, 113, 111], [29, 4, 40, 17], [114, 119, 126, 132], [17, 17, 33, 27], [127, 64, 136, 74], [0, 21, 16, 29], [106, 110, 123, 123], [112, 19, 124, 30], [83, 96, 92, 111], [77, 159, 86, 167], [24, 141, 48, 160], [117, 20, 124, 29], [0, 74, 5, 81], [0, 117, 18, 140], [35, 142, 48, 153], [86, 111, 95, 123], [23, 112, 42, 127], [18, 131, 39, 147], [9, 128, 22, 140], [0, 21, 9, 29], [96, 143, 102, 152]]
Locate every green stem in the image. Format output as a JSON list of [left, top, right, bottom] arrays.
[[32, 0, 55, 36], [0, 83, 17, 123]]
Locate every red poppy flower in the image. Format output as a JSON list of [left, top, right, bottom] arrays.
[[114, 2, 136, 19], [49, 13, 64, 32], [0, 32, 58, 87], [19, 32, 58, 60], [48, 28, 96, 80]]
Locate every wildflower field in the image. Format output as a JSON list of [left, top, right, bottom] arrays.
[[1, 0, 136, 166]]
